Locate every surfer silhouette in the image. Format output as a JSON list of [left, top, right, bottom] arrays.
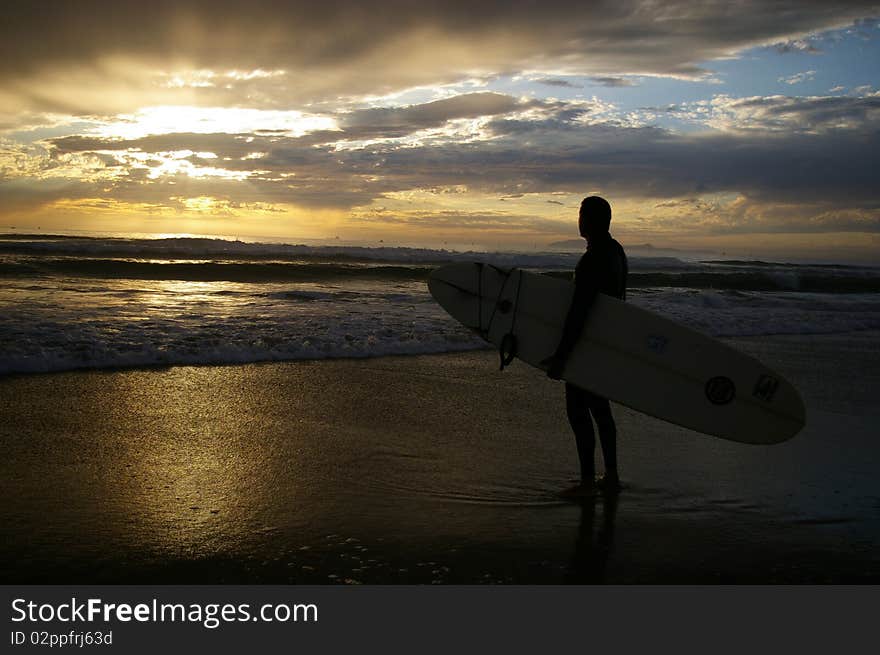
[[541, 196, 628, 497]]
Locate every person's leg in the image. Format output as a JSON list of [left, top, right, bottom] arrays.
[[586, 392, 619, 486], [565, 382, 596, 483]]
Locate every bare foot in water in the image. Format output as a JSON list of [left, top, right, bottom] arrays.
[[595, 473, 621, 494]]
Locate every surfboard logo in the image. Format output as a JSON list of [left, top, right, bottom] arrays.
[[753, 374, 780, 402], [705, 376, 736, 405]]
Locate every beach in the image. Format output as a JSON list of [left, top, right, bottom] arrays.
[[2, 331, 878, 584]]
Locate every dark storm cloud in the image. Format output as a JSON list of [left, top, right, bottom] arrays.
[[2, 1, 878, 102]]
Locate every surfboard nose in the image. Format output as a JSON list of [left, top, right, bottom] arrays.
[[428, 263, 483, 330], [428, 262, 476, 284], [428, 262, 516, 338], [427, 263, 484, 301]]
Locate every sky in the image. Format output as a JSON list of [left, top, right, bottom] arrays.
[[1, 0, 879, 261]]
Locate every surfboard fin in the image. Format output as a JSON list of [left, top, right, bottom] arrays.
[[499, 332, 518, 370]]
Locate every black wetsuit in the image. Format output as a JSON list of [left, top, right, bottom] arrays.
[[556, 232, 627, 481]]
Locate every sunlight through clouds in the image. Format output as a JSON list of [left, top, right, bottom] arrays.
[[91, 105, 339, 139], [0, 1, 877, 258]]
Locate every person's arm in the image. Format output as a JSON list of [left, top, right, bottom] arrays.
[[542, 259, 600, 378], [554, 278, 599, 360]]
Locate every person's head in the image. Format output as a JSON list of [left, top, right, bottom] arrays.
[[578, 196, 612, 240]]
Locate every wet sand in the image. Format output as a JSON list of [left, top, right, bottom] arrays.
[[1, 331, 878, 583]]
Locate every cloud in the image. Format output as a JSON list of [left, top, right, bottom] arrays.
[[2, 1, 878, 253], [48, 133, 267, 160], [536, 78, 582, 88], [27, 90, 878, 231], [458, 114, 879, 209], [589, 77, 637, 88], [664, 93, 880, 133], [1, 1, 876, 117], [778, 70, 816, 85], [645, 197, 880, 235], [0, 176, 98, 214], [338, 92, 526, 137], [372, 97, 880, 229], [44, 92, 544, 158], [773, 38, 822, 54]]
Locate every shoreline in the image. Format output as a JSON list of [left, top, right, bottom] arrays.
[[2, 328, 878, 381]]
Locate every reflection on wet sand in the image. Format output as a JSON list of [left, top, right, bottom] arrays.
[[566, 493, 619, 584]]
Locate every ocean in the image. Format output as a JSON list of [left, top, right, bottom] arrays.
[[2, 233, 879, 375]]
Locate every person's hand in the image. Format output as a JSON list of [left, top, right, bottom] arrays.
[[540, 353, 565, 380]]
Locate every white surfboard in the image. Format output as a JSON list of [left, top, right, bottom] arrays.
[[428, 262, 805, 444]]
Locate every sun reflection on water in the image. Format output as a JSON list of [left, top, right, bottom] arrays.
[[105, 366, 302, 558]]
